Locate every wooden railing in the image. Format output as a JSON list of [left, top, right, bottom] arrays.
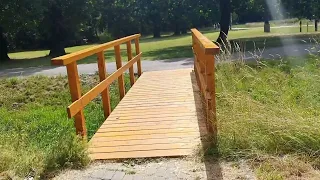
[[51, 34, 142, 137], [191, 29, 220, 138]]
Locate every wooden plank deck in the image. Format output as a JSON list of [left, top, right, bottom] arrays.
[[89, 68, 208, 160]]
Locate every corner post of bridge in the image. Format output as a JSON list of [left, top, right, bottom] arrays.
[[204, 52, 217, 141], [66, 62, 87, 138]]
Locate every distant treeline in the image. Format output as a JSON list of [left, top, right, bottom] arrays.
[[0, 0, 319, 60]]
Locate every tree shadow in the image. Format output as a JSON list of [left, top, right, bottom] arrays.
[[143, 45, 194, 60], [0, 56, 52, 70], [140, 33, 192, 43], [190, 71, 223, 180]]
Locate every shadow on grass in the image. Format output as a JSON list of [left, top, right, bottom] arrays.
[[140, 33, 192, 43], [0, 56, 53, 70], [230, 34, 320, 51], [143, 45, 193, 60]]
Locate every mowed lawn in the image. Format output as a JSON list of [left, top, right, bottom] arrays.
[[4, 26, 320, 69]]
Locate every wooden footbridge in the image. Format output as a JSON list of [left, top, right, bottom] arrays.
[[52, 29, 219, 160]]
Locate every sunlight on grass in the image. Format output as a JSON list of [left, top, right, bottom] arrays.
[[4, 26, 320, 70]]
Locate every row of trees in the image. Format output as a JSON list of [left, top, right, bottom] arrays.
[[0, 0, 319, 62], [0, 0, 222, 61], [218, 0, 320, 44]]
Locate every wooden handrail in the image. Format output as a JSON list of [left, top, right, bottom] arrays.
[[52, 34, 141, 66], [191, 29, 219, 55], [191, 28, 219, 140], [67, 53, 142, 118], [51, 34, 142, 137]]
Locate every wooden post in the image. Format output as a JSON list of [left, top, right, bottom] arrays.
[[97, 51, 111, 118], [126, 41, 135, 86], [195, 44, 206, 96], [192, 35, 201, 93], [307, 22, 309, 32], [134, 38, 142, 76], [204, 54, 217, 137], [66, 62, 87, 137], [114, 45, 126, 99]]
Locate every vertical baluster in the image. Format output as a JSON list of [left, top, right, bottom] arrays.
[[134, 38, 142, 76], [97, 51, 111, 118], [114, 45, 126, 99], [66, 62, 87, 137], [126, 41, 135, 86]]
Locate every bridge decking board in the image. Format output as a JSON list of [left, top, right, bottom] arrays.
[[89, 69, 207, 160]]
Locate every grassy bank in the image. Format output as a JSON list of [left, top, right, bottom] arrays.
[[3, 26, 320, 70], [215, 55, 320, 179], [0, 75, 131, 179]]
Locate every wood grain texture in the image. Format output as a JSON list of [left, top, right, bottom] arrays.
[[97, 51, 111, 118], [67, 53, 142, 118], [134, 38, 142, 76], [51, 34, 141, 65], [192, 28, 218, 138], [114, 45, 126, 99], [191, 29, 219, 55], [89, 69, 207, 160], [66, 62, 87, 137], [126, 41, 135, 86]]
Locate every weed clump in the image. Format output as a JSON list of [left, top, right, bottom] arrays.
[[215, 55, 320, 178], [0, 75, 131, 179]]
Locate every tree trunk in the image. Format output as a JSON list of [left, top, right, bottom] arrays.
[[217, 0, 231, 46], [49, 42, 66, 57], [264, 21, 271, 33], [315, 19, 318, 32], [174, 23, 180, 36], [153, 24, 161, 38], [0, 26, 10, 62], [47, 3, 67, 58], [181, 28, 187, 34]]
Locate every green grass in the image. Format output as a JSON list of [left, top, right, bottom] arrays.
[[213, 55, 320, 179], [0, 74, 132, 179], [233, 18, 314, 28], [3, 26, 320, 70]]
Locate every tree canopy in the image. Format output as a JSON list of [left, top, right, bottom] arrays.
[[0, 0, 319, 61]]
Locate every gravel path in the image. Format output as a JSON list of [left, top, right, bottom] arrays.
[[54, 158, 256, 180], [0, 43, 318, 78]]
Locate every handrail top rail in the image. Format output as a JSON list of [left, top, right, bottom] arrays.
[[191, 29, 219, 55], [51, 34, 141, 66]]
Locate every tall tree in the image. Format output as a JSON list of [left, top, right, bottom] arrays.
[[0, 26, 9, 61], [0, 0, 41, 62], [168, 0, 191, 35], [40, 0, 89, 57], [138, 0, 169, 38], [217, 0, 231, 45]]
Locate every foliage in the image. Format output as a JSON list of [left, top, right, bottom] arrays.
[[1, 0, 320, 60]]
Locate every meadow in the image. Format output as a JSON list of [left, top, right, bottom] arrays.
[[0, 75, 132, 178], [3, 26, 320, 70], [215, 55, 320, 179]]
